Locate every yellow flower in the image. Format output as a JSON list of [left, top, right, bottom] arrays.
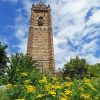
[[85, 83, 96, 90], [64, 90, 72, 96], [81, 93, 91, 100], [38, 77, 47, 83], [64, 82, 73, 87], [52, 77, 57, 81], [26, 85, 36, 93], [45, 84, 61, 90], [45, 85, 52, 91], [48, 91, 56, 96], [60, 97, 68, 100], [36, 94, 44, 98], [16, 68, 20, 71], [6, 84, 12, 89], [83, 78, 91, 83], [78, 86, 84, 91], [15, 98, 25, 100], [20, 72, 27, 77], [60, 93, 69, 100], [55, 85, 62, 89], [24, 80, 30, 84]]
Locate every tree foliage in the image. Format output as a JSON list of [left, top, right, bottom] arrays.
[[6, 53, 39, 84], [0, 42, 8, 76], [87, 63, 100, 77], [63, 56, 88, 80]]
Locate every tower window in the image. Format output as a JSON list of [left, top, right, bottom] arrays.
[[38, 16, 44, 26]]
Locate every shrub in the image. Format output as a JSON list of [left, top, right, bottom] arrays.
[[5, 53, 41, 84]]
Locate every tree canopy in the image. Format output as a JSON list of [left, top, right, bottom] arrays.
[[0, 42, 8, 76], [63, 56, 88, 79]]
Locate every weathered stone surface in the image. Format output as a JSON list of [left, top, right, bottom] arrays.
[[27, 2, 55, 71]]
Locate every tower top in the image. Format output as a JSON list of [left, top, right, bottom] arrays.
[[32, 1, 50, 11]]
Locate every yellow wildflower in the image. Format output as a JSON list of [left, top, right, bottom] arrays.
[[48, 91, 56, 96], [36, 94, 44, 98], [83, 78, 91, 83], [52, 77, 57, 81], [55, 85, 62, 89], [26, 85, 36, 93], [45, 85, 52, 91], [64, 90, 72, 96], [64, 82, 73, 87], [85, 83, 96, 90], [6, 84, 12, 89], [78, 86, 84, 91], [24, 80, 30, 84], [60, 97, 68, 100], [20, 72, 27, 77], [38, 76, 47, 83], [15, 98, 25, 100], [16, 68, 20, 71], [81, 93, 91, 100]]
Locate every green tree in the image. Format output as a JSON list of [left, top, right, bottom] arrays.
[[63, 56, 88, 80], [6, 53, 39, 84], [0, 42, 8, 76], [88, 63, 100, 77]]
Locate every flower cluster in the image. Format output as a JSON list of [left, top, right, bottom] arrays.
[[81, 93, 91, 100], [3, 71, 99, 100], [20, 72, 27, 77], [38, 76, 48, 83], [6, 83, 12, 89], [26, 85, 36, 93]]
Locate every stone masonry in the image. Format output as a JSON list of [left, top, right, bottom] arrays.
[[27, 2, 55, 71]]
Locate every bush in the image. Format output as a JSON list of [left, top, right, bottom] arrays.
[[4, 75, 100, 100], [3, 53, 41, 84]]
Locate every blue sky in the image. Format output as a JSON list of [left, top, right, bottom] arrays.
[[0, 0, 100, 69]]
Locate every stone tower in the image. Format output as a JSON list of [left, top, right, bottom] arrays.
[[27, 1, 55, 71]]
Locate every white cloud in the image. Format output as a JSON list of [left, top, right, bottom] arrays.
[[87, 10, 100, 25], [13, 8, 29, 53], [48, 0, 100, 69]]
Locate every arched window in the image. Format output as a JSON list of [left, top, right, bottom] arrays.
[[38, 16, 44, 26]]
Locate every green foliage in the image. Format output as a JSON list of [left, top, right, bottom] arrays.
[[63, 56, 88, 79], [2, 76, 100, 100], [0, 88, 8, 100], [0, 42, 8, 76], [6, 53, 40, 84], [87, 63, 100, 77], [0, 43, 100, 100]]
